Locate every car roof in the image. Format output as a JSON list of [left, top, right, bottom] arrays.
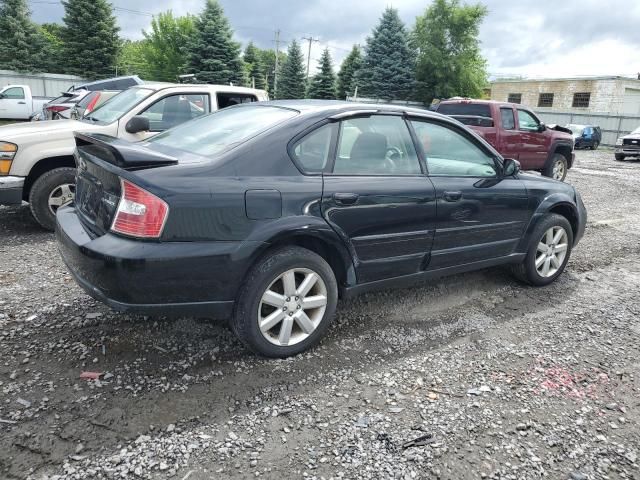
[[258, 99, 435, 117], [136, 83, 268, 95], [437, 98, 525, 109]]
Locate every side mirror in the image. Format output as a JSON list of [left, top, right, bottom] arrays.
[[503, 158, 521, 177], [125, 115, 150, 134], [0, 93, 5, 100], [537, 123, 546, 133]]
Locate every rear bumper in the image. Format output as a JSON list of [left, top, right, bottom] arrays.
[[56, 206, 263, 319], [0, 176, 24, 205]]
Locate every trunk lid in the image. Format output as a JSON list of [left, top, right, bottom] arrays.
[[73, 133, 178, 236]]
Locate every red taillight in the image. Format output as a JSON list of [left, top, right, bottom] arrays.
[[46, 105, 70, 113], [85, 94, 100, 113], [111, 179, 169, 239]]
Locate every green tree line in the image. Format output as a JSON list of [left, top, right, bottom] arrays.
[[0, 0, 488, 103]]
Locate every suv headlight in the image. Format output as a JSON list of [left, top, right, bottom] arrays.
[[0, 142, 17, 175], [616, 137, 623, 146]]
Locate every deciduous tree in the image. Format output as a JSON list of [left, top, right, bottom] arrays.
[[243, 42, 266, 89], [142, 11, 195, 82], [412, 0, 488, 103]]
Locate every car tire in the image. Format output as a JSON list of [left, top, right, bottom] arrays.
[[542, 154, 568, 181], [29, 167, 76, 231], [231, 246, 338, 358], [590, 141, 599, 150], [511, 213, 574, 287], [615, 153, 625, 161]]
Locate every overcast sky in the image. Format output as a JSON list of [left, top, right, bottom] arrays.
[[29, 0, 640, 79]]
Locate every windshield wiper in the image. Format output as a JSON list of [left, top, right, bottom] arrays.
[[82, 115, 100, 123]]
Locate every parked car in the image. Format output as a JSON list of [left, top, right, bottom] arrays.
[[0, 85, 53, 121], [615, 126, 640, 161], [56, 101, 587, 358], [69, 75, 144, 93], [567, 124, 602, 150], [434, 99, 575, 181], [0, 84, 268, 230], [70, 90, 120, 120], [42, 89, 91, 120]]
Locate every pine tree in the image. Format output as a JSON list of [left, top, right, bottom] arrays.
[[356, 8, 415, 100], [243, 42, 266, 90], [186, 0, 245, 85], [412, 0, 488, 103], [336, 45, 362, 100], [61, 0, 120, 78], [277, 40, 306, 99], [0, 0, 42, 72], [307, 48, 336, 100]]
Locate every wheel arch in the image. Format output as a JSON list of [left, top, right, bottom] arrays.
[[23, 156, 76, 201], [243, 222, 357, 297], [518, 195, 579, 251], [545, 141, 574, 168]]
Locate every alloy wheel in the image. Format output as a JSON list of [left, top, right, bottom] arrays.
[[48, 183, 75, 216], [552, 160, 566, 180], [258, 268, 328, 347], [535, 226, 569, 278]]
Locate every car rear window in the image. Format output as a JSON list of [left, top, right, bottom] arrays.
[[149, 105, 297, 157], [437, 103, 492, 118]]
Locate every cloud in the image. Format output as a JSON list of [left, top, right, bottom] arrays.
[[29, 0, 640, 78]]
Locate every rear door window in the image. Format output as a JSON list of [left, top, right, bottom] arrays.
[[216, 92, 258, 109], [333, 116, 421, 175]]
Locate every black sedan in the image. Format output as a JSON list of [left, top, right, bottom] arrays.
[[56, 101, 587, 358]]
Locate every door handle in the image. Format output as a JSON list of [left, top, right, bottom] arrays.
[[18, 101, 26, 104], [333, 192, 359, 205], [443, 191, 462, 202]]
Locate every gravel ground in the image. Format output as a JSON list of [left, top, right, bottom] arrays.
[[1, 149, 639, 480]]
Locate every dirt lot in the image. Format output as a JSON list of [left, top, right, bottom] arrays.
[[1, 149, 639, 480]]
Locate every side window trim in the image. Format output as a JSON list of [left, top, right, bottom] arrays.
[[407, 116, 503, 178], [287, 120, 338, 176], [500, 107, 516, 130]]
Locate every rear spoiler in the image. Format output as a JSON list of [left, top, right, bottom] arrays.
[[75, 132, 178, 170]]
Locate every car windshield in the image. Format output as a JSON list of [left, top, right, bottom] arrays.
[[148, 105, 298, 157], [83, 88, 153, 124], [568, 125, 585, 136]]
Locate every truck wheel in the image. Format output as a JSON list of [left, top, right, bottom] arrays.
[[29, 167, 76, 231], [590, 141, 599, 150], [542, 154, 568, 181], [231, 246, 338, 358], [511, 213, 573, 287], [615, 153, 625, 161]]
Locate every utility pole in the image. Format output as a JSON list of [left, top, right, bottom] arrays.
[[273, 29, 281, 98], [302, 36, 320, 79]]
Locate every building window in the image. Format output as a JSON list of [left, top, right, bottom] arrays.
[[572, 92, 591, 108], [538, 93, 554, 107], [508, 93, 522, 104]]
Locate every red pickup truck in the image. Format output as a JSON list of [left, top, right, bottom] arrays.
[[435, 99, 575, 181]]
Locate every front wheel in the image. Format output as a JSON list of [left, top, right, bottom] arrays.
[[29, 167, 76, 231], [542, 154, 568, 181], [590, 141, 599, 150], [231, 246, 338, 358], [511, 213, 573, 286], [615, 153, 625, 161]]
